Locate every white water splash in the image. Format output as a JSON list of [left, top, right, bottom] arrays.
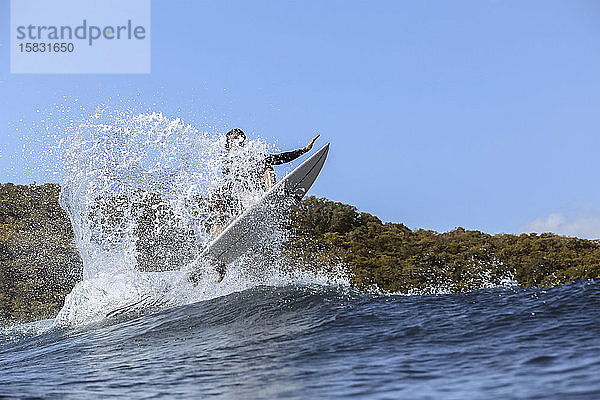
[[53, 109, 347, 327]]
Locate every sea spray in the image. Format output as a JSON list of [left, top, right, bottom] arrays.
[[53, 109, 348, 327]]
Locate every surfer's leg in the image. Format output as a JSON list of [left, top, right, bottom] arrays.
[[210, 223, 225, 237], [207, 186, 232, 237], [216, 263, 226, 282], [262, 166, 276, 191]]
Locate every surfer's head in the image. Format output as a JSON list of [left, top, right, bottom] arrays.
[[225, 128, 247, 150]]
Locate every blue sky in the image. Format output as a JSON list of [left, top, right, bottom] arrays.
[[1, 0, 600, 237]]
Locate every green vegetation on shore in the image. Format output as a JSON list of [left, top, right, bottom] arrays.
[[287, 197, 600, 292], [1, 183, 599, 324]]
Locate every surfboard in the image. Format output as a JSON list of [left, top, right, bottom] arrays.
[[200, 142, 330, 266]]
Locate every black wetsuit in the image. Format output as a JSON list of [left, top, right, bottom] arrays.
[[264, 148, 309, 166]]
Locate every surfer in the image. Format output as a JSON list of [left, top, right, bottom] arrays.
[[210, 128, 319, 236], [224, 128, 320, 191], [199, 129, 318, 283], [192, 130, 325, 284]]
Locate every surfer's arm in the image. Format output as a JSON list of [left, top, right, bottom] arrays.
[[266, 148, 308, 165], [265, 135, 320, 165]]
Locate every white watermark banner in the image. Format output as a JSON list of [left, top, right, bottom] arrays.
[[11, 0, 151, 73]]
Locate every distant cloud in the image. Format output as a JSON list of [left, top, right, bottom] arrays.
[[521, 212, 600, 240]]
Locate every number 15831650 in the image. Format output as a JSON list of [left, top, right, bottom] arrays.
[[19, 42, 74, 53]]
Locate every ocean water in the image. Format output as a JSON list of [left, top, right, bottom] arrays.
[[1, 280, 599, 399]]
